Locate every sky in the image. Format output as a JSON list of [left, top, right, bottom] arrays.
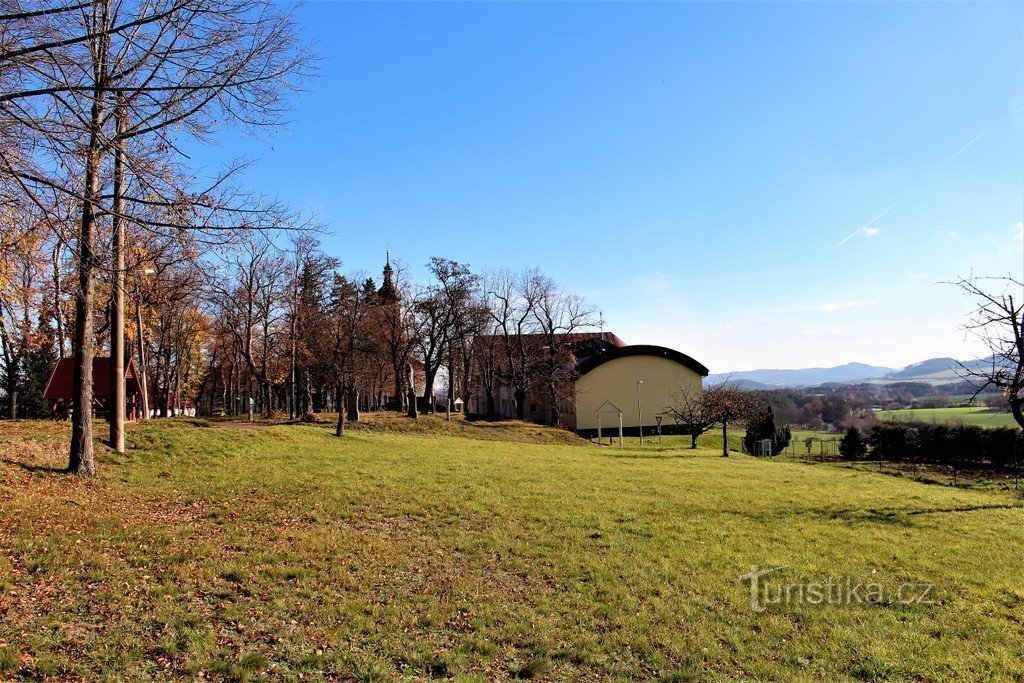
[[190, 1, 1024, 373]]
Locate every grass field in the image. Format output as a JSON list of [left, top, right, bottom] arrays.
[[2, 415, 1023, 681], [877, 406, 1020, 429]]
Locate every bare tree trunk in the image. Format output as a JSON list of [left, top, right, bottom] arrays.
[[422, 363, 437, 414], [346, 386, 359, 422], [5, 371, 16, 420], [289, 259, 297, 420], [246, 375, 254, 422], [461, 351, 473, 416], [547, 379, 559, 426], [304, 369, 313, 416], [69, 40, 108, 476], [514, 386, 526, 420], [334, 384, 344, 436], [135, 298, 149, 421], [52, 242, 65, 359], [393, 370, 404, 412], [406, 363, 418, 419]]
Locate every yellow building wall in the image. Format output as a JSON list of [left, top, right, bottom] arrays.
[[574, 355, 702, 431]]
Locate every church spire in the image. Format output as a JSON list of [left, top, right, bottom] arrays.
[[378, 252, 399, 303]]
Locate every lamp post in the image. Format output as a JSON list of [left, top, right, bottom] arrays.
[[133, 267, 156, 422], [108, 94, 127, 453], [636, 380, 643, 446]]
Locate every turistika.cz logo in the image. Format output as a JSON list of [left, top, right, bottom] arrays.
[[739, 566, 937, 612]]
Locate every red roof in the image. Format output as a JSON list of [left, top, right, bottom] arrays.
[[475, 332, 627, 347], [42, 356, 140, 401]]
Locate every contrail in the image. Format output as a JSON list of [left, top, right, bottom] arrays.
[[945, 107, 1024, 164], [836, 105, 1024, 248], [945, 125, 997, 164], [835, 201, 899, 248]]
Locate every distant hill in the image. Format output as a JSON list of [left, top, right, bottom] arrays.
[[708, 357, 995, 389], [725, 379, 775, 391], [884, 358, 958, 379], [707, 362, 896, 388]]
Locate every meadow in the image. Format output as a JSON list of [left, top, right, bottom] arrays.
[[876, 406, 1020, 429], [1, 415, 1023, 681]]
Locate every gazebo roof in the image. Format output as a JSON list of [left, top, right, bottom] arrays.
[[594, 400, 623, 415]]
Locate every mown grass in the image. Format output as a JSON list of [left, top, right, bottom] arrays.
[[1, 417, 1023, 681], [877, 406, 1020, 429]]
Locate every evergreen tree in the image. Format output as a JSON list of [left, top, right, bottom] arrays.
[[840, 426, 868, 460], [743, 402, 790, 455], [20, 342, 54, 418]]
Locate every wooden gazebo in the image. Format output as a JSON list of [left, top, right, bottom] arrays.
[[593, 400, 624, 446], [42, 357, 142, 420]]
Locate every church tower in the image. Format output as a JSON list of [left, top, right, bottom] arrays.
[[377, 251, 400, 304]]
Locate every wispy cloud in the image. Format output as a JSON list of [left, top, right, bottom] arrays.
[[863, 227, 880, 238], [1016, 221, 1023, 240]]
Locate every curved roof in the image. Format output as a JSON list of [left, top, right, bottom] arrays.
[[575, 344, 709, 378]]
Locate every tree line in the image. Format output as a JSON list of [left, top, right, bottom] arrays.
[[0, 0, 605, 477]]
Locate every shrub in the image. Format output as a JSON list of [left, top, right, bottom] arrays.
[[869, 423, 915, 461], [840, 427, 867, 460]]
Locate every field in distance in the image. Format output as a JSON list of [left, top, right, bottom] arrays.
[[877, 406, 1019, 429], [1, 416, 1022, 681]]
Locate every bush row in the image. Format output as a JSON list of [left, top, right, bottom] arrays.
[[849, 423, 1024, 467]]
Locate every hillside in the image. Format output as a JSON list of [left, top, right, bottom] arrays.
[[1, 419, 1022, 680], [883, 357, 959, 379]]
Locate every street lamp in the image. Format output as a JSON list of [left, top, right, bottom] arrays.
[[636, 380, 643, 446]]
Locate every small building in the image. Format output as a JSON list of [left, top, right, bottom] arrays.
[[42, 356, 143, 420]]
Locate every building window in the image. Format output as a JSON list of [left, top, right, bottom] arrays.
[[529, 403, 538, 413]]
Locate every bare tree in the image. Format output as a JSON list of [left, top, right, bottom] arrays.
[[485, 268, 542, 420], [316, 274, 373, 436], [665, 386, 716, 449], [413, 286, 449, 413], [1, 0, 313, 475], [704, 384, 760, 457], [428, 258, 483, 416], [209, 237, 287, 420], [529, 272, 599, 426], [953, 275, 1024, 429]]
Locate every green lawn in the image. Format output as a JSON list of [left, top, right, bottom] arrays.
[[877, 406, 1020, 429], [1, 416, 1023, 681]]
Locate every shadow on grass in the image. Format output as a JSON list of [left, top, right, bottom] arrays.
[[789, 502, 1024, 526], [597, 451, 705, 460], [0, 456, 68, 474]]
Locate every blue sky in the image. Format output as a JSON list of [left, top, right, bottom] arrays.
[[197, 1, 1024, 372]]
